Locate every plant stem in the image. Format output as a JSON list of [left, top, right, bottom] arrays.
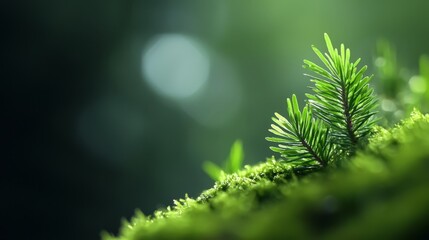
[[298, 135, 326, 167], [340, 82, 358, 147]]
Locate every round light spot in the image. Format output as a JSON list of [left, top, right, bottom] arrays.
[[142, 34, 210, 99], [381, 99, 396, 112], [409, 75, 427, 94], [375, 57, 386, 68]]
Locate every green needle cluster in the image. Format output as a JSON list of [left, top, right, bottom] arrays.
[[267, 95, 333, 167], [268, 34, 378, 168]]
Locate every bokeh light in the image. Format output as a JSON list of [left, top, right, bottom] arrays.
[[142, 34, 210, 99], [409, 75, 427, 94]]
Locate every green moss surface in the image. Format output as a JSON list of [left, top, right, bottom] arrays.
[[103, 110, 429, 240]]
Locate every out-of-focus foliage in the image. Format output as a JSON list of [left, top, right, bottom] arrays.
[[375, 41, 429, 124], [103, 110, 429, 240], [203, 140, 244, 181]]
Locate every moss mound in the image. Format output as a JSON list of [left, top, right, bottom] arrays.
[[103, 110, 429, 239]]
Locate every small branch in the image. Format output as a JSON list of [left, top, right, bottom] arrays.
[[340, 82, 358, 146], [298, 135, 326, 167]]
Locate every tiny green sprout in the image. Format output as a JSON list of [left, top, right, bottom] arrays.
[[203, 140, 244, 181]]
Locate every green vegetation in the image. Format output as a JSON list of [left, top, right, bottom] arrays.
[[103, 35, 429, 239], [203, 140, 244, 181], [375, 40, 429, 124], [267, 34, 377, 171]]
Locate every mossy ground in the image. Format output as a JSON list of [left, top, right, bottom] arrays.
[[103, 110, 429, 240]]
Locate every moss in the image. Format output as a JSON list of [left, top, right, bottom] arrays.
[[103, 110, 429, 240]]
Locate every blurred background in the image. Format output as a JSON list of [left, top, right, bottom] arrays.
[[3, 1, 429, 239]]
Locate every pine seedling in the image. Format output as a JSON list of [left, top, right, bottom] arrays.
[[267, 95, 333, 168], [268, 34, 378, 169], [304, 34, 378, 154]]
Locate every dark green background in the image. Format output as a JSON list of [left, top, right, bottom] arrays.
[[4, 1, 429, 239]]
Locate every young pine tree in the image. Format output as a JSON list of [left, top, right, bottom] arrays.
[[267, 34, 378, 169]]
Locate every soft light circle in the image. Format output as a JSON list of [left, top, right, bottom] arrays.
[[142, 34, 210, 99]]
